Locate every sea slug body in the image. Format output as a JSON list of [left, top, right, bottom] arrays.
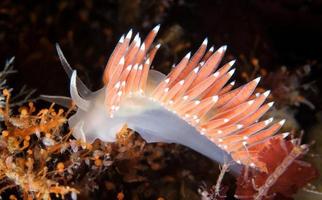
[[43, 25, 287, 174]]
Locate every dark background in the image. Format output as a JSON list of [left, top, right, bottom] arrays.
[[1, 0, 321, 90], [1, 0, 322, 130], [0, 0, 322, 199]]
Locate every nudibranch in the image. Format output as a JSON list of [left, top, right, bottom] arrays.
[[43, 25, 288, 174]]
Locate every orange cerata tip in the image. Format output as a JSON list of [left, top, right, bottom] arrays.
[[43, 25, 289, 175]]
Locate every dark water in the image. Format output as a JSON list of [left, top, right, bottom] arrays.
[[0, 0, 322, 199]]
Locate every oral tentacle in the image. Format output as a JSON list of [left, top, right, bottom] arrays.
[[70, 71, 91, 111]]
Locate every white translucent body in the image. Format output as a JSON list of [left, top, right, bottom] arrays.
[[69, 70, 239, 173]]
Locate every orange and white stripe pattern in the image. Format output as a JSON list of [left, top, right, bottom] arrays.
[[102, 25, 286, 171]]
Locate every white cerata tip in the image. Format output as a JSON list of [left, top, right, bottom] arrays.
[[202, 38, 208, 46], [254, 77, 261, 84], [279, 119, 286, 126], [268, 102, 274, 107], [153, 24, 161, 33], [218, 45, 227, 53], [126, 29, 133, 39], [263, 90, 271, 97], [228, 60, 236, 66]]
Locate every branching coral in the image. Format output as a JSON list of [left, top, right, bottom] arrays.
[[0, 58, 36, 123], [199, 161, 230, 200], [0, 90, 79, 199]]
